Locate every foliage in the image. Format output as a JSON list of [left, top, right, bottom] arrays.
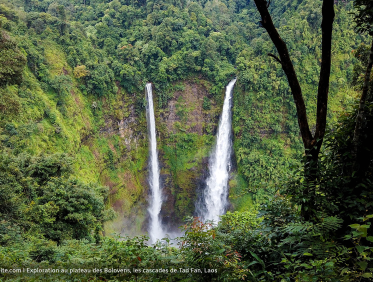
[[0, 218, 248, 281], [219, 209, 262, 233], [49, 74, 73, 97], [73, 65, 89, 78], [202, 96, 211, 110], [352, 43, 372, 87], [344, 215, 373, 279], [0, 1, 372, 281], [0, 152, 114, 245], [281, 99, 373, 228], [353, 0, 373, 35], [0, 24, 26, 86], [178, 217, 247, 281]]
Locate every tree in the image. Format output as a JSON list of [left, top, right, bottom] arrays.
[[0, 23, 26, 86], [353, 0, 373, 35], [253, 0, 335, 220], [50, 74, 73, 97], [351, 0, 373, 179], [0, 152, 114, 244], [73, 65, 90, 79]]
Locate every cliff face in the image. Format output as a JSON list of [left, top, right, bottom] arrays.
[[92, 88, 148, 236], [157, 80, 220, 230], [161, 82, 215, 135], [104, 79, 222, 235]]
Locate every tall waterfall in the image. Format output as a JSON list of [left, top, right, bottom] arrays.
[[145, 83, 164, 243], [200, 78, 237, 223]]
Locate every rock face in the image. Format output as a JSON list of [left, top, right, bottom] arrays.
[[97, 92, 149, 237], [164, 83, 207, 135], [118, 106, 137, 148], [157, 80, 221, 231]]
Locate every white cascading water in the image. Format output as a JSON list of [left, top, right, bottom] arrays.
[[201, 78, 237, 223], [145, 83, 164, 243]]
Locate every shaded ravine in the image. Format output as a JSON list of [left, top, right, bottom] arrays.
[[145, 83, 164, 243], [198, 79, 237, 223]]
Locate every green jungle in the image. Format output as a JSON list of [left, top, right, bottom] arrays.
[[1, 0, 373, 281]]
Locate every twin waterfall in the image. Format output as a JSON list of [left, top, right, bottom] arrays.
[[145, 79, 236, 243], [200, 78, 237, 223], [145, 83, 164, 244]]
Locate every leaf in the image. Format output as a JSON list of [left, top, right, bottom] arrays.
[[300, 263, 313, 269], [247, 261, 258, 266], [353, 231, 363, 237], [349, 224, 360, 229], [358, 261, 368, 271], [249, 251, 265, 268], [163, 256, 177, 260], [356, 246, 369, 253], [356, 246, 366, 253], [366, 236, 373, 242], [303, 253, 313, 256], [362, 273, 373, 278]]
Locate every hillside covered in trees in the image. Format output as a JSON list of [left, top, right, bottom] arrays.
[[0, 0, 373, 281]]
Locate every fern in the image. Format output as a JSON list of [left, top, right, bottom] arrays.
[[279, 217, 343, 258]]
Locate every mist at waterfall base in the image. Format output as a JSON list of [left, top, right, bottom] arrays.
[[145, 83, 165, 244], [196, 78, 237, 224]]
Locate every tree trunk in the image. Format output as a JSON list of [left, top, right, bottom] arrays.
[[313, 0, 335, 156], [351, 39, 373, 178], [253, 0, 335, 220]]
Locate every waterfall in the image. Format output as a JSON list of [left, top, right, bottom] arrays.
[[145, 83, 164, 243], [200, 78, 237, 223]]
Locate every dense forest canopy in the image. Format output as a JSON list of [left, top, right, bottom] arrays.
[[0, 0, 368, 186], [0, 0, 372, 281]]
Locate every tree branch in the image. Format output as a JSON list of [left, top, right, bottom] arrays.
[[268, 53, 282, 65], [313, 0, 335, 150]]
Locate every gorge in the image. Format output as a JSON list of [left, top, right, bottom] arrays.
[[1, 0, 372, 280]]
